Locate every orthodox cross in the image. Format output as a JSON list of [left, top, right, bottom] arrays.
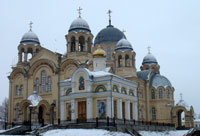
[[147, 46, 151, 54], [180, 93, 183, 100], [122, 29, 126, 38], [77, 7, 82, 18], [107, 9, 112, 25], [29, 21, 33, 31]]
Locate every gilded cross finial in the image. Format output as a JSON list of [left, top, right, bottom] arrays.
[[180, 93, 183, 101], [29, 21, 33, 31], [77, 7, 82, 18], [107, 9, 112, 25], [147, 46, 151, 54]]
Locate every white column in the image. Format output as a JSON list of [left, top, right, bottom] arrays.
[[87, 97, 93, 119], [133, 101, 138, 120], [126, 100, 130, 120], [72, 82, 75, 93], [118, 99, 122, 119], [87, 81, 92, 92], [71, 99, 76, 120], [107, 96, 111, 118], [60, 101, 65, 121]]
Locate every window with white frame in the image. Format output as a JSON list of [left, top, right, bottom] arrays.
[[159, 88, 163, 99], [48, 77, 52, 92], [41, 71, 46, 92], [152, 107, 156, 120]]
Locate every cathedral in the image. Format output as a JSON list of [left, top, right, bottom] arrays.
[[8, 8, 194, 129]]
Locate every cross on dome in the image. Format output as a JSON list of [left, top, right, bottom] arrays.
[[29, 21, 33, 31], [107, 9, 112, 26], [77, 7, 82, 18], [180, 93, 183, 101], [147, 46, 151, 54]]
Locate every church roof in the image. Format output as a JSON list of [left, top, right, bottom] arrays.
[[94, 25, 124, 45], [176, 99, 190, 111], [137, 69, 152, 80], [69, 17, 91, 33], [142, 53, 157, 65], [150, 74, 172, 88], [20, 30, 40, 45], [114, 38, 133, 52]]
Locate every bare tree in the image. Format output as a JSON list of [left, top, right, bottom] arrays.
[[0, 97, 8, 129]]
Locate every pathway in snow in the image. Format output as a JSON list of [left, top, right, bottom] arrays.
[[138, 130, 188, 136], [42, 129, 131, 136]]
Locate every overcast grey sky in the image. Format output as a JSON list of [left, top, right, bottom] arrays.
[[0, 0, 200, 113]]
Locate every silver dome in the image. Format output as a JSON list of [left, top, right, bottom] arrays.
[[20, 31, 40, 45], [114, 38, 133, 52], [69, 17, 90, 32], [150, 74, 172, 88], [142, 53, 157, 65]]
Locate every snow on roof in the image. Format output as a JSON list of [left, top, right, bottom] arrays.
[[176, 99, 190, 111], [84, 68, 112, 77], [63, 78, 71, 82], [42, 129, 131, 136], [28, 91, 42, 107]]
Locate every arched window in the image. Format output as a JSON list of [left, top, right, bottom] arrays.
[[78, 36, 85, 52], [87, 37, 91, 52], [71, 36, 75, 52], [107, 46, 111, 60], [121, 87, 127, 94], [15, 103, 20, 121], [20, 85, 23, 95], [16, 85, 19, 96], [152, 107, 156, 120], [159, 88, 163, 99], [113, 85, 119, 92], [48, 77, 52, 92], [41, 71, 46, 92], [95, 85, 106, 92], [66, 88, 72, 95], [79, 76, 85, 90], [166, 88, 170, 99], [118, 55, 122, 67], [129, 89, 134, 96], [139, 108, 143, 120], [151, 89, 155, 99], [36, 78, 40, 93], [125, 55, 130, 67]]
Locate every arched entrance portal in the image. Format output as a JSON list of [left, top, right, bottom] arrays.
[[172, 106, 194, 129], [177, 109, 185, 129], [38, 106, 44, 124]]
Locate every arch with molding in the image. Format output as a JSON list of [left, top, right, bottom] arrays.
[[172, 106, 194, 129], [95, 85, 106, 92]]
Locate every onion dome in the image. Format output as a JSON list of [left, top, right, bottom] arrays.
[[20, 30, 40, 45], [69, 17, 91, 33], [150, 74, 172, 88], [94, 25, 125, 45], [93, 45, 106, 58], [142, 53, 158, 65], [114, 38, 133, 52]]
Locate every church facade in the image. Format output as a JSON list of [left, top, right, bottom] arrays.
[[8, 9, 194, 128]]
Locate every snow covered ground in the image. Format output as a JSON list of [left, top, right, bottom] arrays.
[[42, 129, 131, 136], [138, 130, 188, 136], [42, 129, 189, 136]]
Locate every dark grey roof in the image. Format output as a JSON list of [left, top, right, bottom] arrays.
[[150, 74, 172, 88], [142, 53, 157, 65], [114, 38, 133, 52], [20, 31, 40, 45], [69, 17, 91, 33], [137, 69, 152, 80], [94, 25, 124, 45]]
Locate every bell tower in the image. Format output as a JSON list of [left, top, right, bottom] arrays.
[[65, 7, 93, 63]]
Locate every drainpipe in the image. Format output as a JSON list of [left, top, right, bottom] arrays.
[[57, 54, 62, 122]]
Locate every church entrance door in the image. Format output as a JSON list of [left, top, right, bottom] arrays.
[[38, 106, 44, 124], [78, 101, 87, 122]]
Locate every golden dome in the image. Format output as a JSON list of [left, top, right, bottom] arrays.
[[93, 45, 106, 58]]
